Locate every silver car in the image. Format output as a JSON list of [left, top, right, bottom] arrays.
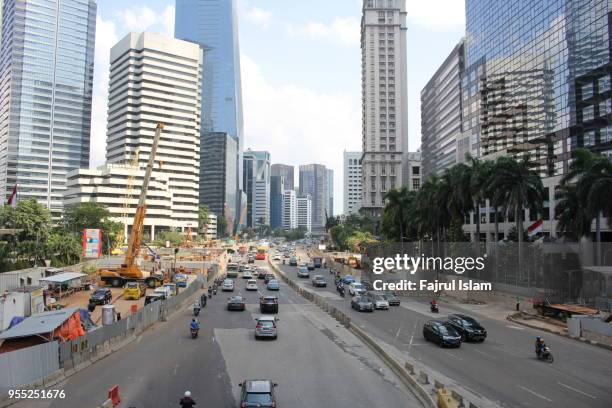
[[222, 279, 235, 292], [255, 316, 278, 339]]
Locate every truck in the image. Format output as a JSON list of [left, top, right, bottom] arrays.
[[532, 292, 599, 321], [98, 123, 166, 288]]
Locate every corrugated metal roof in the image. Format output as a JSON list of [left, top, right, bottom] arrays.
[[39, 272, 86, 284], [0, 308, 78, 340]]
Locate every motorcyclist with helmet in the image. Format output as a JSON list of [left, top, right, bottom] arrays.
[[180, 391, 196, 407]]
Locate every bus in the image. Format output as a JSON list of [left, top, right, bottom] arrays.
[[255, 246, 267, 260]]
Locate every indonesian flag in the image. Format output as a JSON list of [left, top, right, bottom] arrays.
[[6, 185, 17, 208], [527, 219, 543, 237]]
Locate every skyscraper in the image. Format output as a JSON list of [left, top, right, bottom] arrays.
[[243, 150, 271, 227], [271, 164, 295, 190], [462, 0, 612, 176], [270, 175, 285, 229], [296, 195, 312, 233], [326, 169, 334, 217], [0, 0, 97, 212], [360, 0, 408, 216], [65, 32, 202, 239], [299, 164, 327, 230], [343, 151, 363, 215], [421, 40, 465, 179], [281, 189, 297, 230], [175, 0, 245, 224]]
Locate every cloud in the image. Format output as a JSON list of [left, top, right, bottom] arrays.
[[90, 15, 119, 168], [286, 17, 360, 46], [241, 54, 360, 211], [116, 5, 175, 35], [406, 0, 465, 31], [161, 6, 176, 36], [244, 6, 272, 29]]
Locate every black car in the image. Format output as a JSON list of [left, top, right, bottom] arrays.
[[239, 380, 278, 407], [423, 320, 462, 348], [382, 291, 400, 306], [89, 288, 112, 305], [312, 275, 327, 287], [258, 270, 267, 279], [260, 296, 279, 314], [351, 296, 374, 312], [446, 314, 487, 342], [227, 296, 246, 311]]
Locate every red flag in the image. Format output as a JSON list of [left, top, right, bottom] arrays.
[[6, 185, 17, 208]]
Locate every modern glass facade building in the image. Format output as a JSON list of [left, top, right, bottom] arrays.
[[243, 150, 270, 227], [270, 175, 285, 229], [271, 164, 294, 190], [463, 0, 612, 176], [299, 164, 327, 230], [0, 0, 97, 212], [175, 0, 245, 224]]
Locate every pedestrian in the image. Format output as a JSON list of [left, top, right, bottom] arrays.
[[116, 312, 122, 321], [515, 297, 520, 312]]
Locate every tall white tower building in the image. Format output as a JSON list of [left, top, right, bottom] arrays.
[[360, 0, 408, 215], [65, 32, 202, 239], [281, 190, 297, 230], [343, 151, 363, 215], [297, 195, 312, 233]]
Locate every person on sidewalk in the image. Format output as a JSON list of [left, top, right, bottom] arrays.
[[516, 297, 520, 312]]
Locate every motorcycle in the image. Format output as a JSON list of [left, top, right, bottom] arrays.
[[430, 303, 439, 313], [190, 328, 199, 338], [536, 346, 553, 363], [212, 288, 218, 295], [193, 307, 200, 316]]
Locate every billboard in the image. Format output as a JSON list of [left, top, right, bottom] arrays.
[[83, 229, 102, 259]]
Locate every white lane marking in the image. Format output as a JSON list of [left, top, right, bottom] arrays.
[[472, 348, 496, 359], [506, 325, 526, 330], [174, 364, 179, 375], [442, 351, 462, 361], [212, 336, 216, 343], [557, 382, 597, 399], [518, 386, 553, 402], [394, 327, 402, 340]]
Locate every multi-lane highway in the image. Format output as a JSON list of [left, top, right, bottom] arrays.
[[276, 249, 612, 408], [16, 260, 422, 408]]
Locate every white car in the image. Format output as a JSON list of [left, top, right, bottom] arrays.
[[246, 279, 258, 291], [242, 271, 253, 279], [222, 279, 235, 292], [348, 282, 366, 296], [273, 254, 282, 261], [371, 294, 390, 310]]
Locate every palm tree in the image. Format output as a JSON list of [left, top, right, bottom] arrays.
[[382, 187, 417, 242], [487, 155, 545, 246], [554, 183, 591, 240], [467, 154, 494, 245], [415, 175, 448, 241]]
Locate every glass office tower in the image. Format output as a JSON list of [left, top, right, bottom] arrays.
[[462, 0, 612, 176], [175, 0, 245, 227], [0, 0, 97, 212]]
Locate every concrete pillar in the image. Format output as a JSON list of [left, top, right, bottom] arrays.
[[124, 223, 128, 244], [151, 225, 155, 241]]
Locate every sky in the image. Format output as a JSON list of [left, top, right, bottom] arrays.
[[91, 0, 466, 214]]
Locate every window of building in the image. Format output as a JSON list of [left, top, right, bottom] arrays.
[[583, 105, 594, 122], [412, 166, 420, 175], [582, 82, 594, 100], [412, 178, 420, 190], [598, 75, 610, 93]]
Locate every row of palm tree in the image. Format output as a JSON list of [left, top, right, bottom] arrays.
[[381, 153, 546, 244], [381, 148, 612, 246]]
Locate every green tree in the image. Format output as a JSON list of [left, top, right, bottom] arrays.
[[554, 183, 591, 240], [487, 155, 544, 247], [152, 230, 184, 247], [467, 154, 494, 244], [381, 187, 418, 241], [198, 205, 210, 234], [62, 202, 123, 254], [46, 231, 82, 266]]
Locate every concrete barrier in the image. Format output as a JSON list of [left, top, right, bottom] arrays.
[[434, 379, 445, 390], [405, 362, 415, 374], [451, 390, 465, 407], [418, 371, 429, 385]]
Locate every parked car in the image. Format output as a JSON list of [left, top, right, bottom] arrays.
[[446, 314, 487, 342], [348, 282, 366, 296], [89, 288, 112, 305], [297, 266, 309, 278], [264, 273, 276, 283], [254, 315, 278, 340], [246, 279, 258, 291], [174, 273, 188, 287], [227, 296, 246, 311], [311, 275, 327, 287], [382, 291, 400, 306], [351, 296, 374, 312], [289, 257, 298, 266], [260, 296, 279, 313], [222, 279, 235, 292], [371, 293, 390, 310], [238, 380, 278, 407], [123, 281, 146, 300], [423, 320, 462, 348]]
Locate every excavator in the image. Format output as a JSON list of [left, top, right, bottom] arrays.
[[99, 123, 166, 288]]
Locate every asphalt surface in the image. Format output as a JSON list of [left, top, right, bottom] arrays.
[[277, 249, 612, 408], [15, 260, 421, 408]]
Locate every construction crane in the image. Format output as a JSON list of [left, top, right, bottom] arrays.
[[99, 123, 165, 288], [112, 148, 140, 254]]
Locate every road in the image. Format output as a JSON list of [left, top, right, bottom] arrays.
[[16, 260, 421, 408], [277, 249, 612, 408]]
